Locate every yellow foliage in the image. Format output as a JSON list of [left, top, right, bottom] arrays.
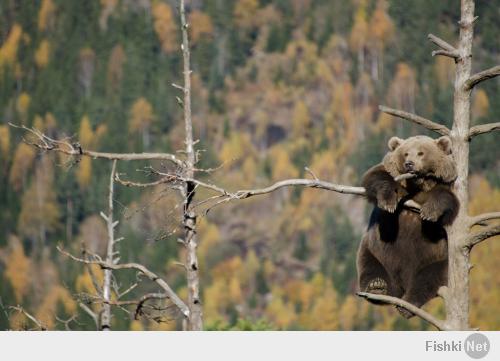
[[130, 320, 144, 331], [35, 40, 51, 68], [307, 287, 339, 330], [79, 115, 94, 148], [18, 157, 60, 241], [269, 145, 298, 181], [9, 142, 36, 191], [472, 89, 489, 120], [16, 92, 31, 119], [76, 264, 104, 294], [291, 100, 311, 140], [234, 0, 260, 29], [0, 125, 10, 156], [368, 0, 394, 49], [265, 296, 296, 329], [38, 0, 56, 31], [198, 220, 220, 269], [339, 295, 358, 330], [229, 277, 243, 303], [4, 236, 31, 302], [107, 44, 126, 92], [76, 156, 92, 189], [35, 285, 77, 329], [129, 97, 154, 133], [349, 4, 368, 52], [0, 24, 23, 69], [189, 10, 213, 43], [45, 112, 57, 131], [152, 2, 177, 53], [220, 132, 254, 165]]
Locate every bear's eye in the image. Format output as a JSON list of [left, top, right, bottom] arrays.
[[418, 151, 424, 156], [404, 152, 408, 157]]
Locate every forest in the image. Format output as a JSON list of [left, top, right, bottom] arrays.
[[0, 0, 499, 331]]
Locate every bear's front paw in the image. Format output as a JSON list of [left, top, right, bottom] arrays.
[[420, 201, 443, 222], [365, 277, 388, 295], [377, 188, 398, 213], [396, 306, 415, 319]]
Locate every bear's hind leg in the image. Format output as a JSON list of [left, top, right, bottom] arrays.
[[397, 260, 447, 318], [357, 245, 392, 304]]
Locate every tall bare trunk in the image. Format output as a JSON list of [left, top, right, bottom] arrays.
[[445, 0, 475, 330]]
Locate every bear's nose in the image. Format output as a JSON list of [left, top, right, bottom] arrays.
[[404, 160, 414, 171]]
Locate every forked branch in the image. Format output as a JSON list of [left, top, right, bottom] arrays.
[[356, 292, 450, 331], [379, 106, 450, 136], [57, 246, 189, 317], [428, 34, 460, 60]]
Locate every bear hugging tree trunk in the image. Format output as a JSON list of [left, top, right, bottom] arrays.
[[357, 135, 460, 318]]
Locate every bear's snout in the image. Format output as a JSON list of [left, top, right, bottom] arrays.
[[404, 160, 415, 172]]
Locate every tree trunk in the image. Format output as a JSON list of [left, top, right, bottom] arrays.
[[446, 0, 475, 330]]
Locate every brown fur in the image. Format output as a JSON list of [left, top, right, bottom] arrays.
[[357, 136, 459, 317]]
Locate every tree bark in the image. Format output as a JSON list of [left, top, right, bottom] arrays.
[[180, 0, 203, 331], [445, 0, 475, 330]]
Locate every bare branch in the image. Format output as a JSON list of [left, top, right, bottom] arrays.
[[9, 306, 47, 331], [8, 123, 184, 166], [379, 106, 450, 136], [428, 34, 458, 54], [356, 292, 449, 331], [464, 65, 500, 90], [78, 302, 99, 329], [58, 246, 190, 318], [468, 122, 500, 138], [469, 212, 500, 227], [431, 49, 460, 60], [466, 224, 500, 248]]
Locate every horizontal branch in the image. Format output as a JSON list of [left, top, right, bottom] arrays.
[[464, 65, 500, 90], [9, 123, 183, 166], [469, 212, 500, 227], [57, 246, 189, 318], [466, 224, 500, 248], [431, 49, 460, 60], [379, 106, 450, 136], [356, 292, 449, 331], [428, 34, 458, 53], [469, 122, 500, 138]]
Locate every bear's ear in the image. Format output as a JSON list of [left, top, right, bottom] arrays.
[[436, 136, 452, 155], [388, 137, 403, 151]]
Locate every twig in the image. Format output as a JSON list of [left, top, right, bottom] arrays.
[[356, 292, 449, 331], [9, 306, 47, 331], [58, 246, 190, 318], [379, 106, 450, 135], [464, 65, 500, 90], [8, 123, 184, 166]]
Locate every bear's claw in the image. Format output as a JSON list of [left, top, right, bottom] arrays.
[[365, 277, 388, 295], [396, 306, 415, 319]]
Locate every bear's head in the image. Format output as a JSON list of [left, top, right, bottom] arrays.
[[383, 135, 457, 183]]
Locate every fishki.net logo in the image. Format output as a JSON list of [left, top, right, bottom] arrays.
[[425, 333, 490, 359]]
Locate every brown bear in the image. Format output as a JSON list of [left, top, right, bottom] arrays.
[[357, 135, 459, 318]]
